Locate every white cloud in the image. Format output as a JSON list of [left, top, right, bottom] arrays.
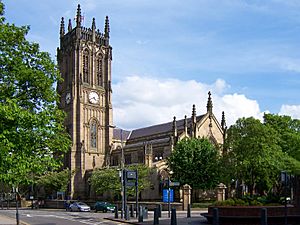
[[112, 76, 263, 130], [279, 105, 300, 119]]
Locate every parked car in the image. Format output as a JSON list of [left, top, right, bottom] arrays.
[[69, 202, 91, 212], [94, 201, 115, 213]]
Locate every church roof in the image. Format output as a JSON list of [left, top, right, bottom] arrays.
[[128, 115, 205, 140], [113, 128, 131, 141]]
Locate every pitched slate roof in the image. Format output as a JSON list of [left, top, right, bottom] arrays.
[[113, 128, 131, 141], [128, 115, 205, 140]]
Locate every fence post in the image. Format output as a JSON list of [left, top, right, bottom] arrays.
[[171, 208, 177, 225], [130, 204, 134, 217], [158, 204, 162, 217], [187, 204, 191, 218], [261, 208, 267, 225], [125, 205, 130, 220], [212, 208, 219, 225], [114, 205, 118, 218], [153, 207, 159, 225], [138, 206, 143, 222]]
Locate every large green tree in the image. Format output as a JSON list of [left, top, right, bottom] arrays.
[[264, 113, 300, 162], [223, 117, 300, 196], [0, 2, 71, 188], [89, 164, 153, 199], [167, 137, 221, 190]]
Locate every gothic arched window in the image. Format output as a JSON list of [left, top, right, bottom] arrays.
[[90, 120, 97, 148], [96, 54, 103, 86], [83, 49, 89, 83]]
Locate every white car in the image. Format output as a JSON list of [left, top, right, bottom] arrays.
[[69, 202, 91, 212]]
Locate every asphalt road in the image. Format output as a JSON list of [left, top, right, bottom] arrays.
[[0, 209, 124, 225]]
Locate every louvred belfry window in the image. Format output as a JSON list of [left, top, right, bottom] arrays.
[[90, 120, 97, 148], [96, 54, 103, 86], [83, 49, 89, 83]]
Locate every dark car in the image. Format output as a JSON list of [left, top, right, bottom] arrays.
[[94, 201, 115, 212]]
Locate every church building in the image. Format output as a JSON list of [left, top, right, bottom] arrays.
[[57, 5, 226, 199]]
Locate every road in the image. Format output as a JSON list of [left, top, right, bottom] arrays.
[[0, 209, 125, 225]]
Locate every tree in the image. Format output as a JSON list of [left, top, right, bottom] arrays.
[[89, 164, 153, 199], [0, 2, 71, 188], [263, 113, 300, 162], [36, 169, 74, 197], [167, 137, 221, 190], [223, 117, 300, 196]]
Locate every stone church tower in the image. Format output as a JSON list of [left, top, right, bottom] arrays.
[[57, 5, 113, 198]]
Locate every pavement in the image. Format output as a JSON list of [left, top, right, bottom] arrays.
[[105, 210, 209, 225], [0, 213, 29, 225]]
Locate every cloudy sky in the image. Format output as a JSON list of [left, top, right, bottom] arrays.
[[4, 0, 300, 130]]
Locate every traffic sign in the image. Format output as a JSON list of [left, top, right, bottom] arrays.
[[169, 181, 180, 187], [163, 189, 174, 203]]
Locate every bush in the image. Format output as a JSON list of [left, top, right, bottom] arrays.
[[192, 202, 214, 208]]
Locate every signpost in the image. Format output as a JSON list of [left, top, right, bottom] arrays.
[[162, 179, 180, 218], [124, 169, 139, 219]]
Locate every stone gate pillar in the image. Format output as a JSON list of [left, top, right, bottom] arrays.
[[182, 184, 192, 210], [217, 183, 227, 201]]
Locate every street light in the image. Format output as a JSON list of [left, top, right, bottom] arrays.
[[108, 125, 125, 219], [12, 186, 20, 225], [120, 128, 125, 219]]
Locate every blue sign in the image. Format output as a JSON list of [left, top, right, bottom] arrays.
[[163, 189, 174, 203]]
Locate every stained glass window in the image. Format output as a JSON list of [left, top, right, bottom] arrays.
[[83, 49, 89, 83], [90, 120, 97, 148], [96, 54, 103, 86]]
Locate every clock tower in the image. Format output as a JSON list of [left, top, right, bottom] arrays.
[[57, 5, 113, 198]]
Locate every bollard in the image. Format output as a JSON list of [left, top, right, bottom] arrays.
[[125, 205, 130, 220], [153, 208, 159, 225], [158, 204, 162, 218], [143, 206, 149, 219], [171, 208, 177, 225], [261, 208, 267, 225], [138, 206, 143, 222], [130, 204, 134, 217], [212, 208, 219, 225], [187, 204, 191, 218], [114, 205, 118, 218]]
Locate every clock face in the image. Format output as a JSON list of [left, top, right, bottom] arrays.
[[65, 92, 71, 104], [89, 91, 99, 104]]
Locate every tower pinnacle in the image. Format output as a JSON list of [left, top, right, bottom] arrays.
[[92, 18, 96, 30], [207, 91, 213, 114], [76, 4, 82, 28], [68, 19, 72, 32], [60, 17, 65, 38], [104, 16, 110, 38]]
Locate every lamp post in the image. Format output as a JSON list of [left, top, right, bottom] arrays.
[[281, 171, 288, 225], [120, 128, 125, 219], [13, 186, 20, 225]]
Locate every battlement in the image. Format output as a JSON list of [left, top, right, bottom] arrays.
[[59, 4, 110, 48]]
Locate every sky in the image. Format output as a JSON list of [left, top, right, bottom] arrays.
[[3, 0, 300, 130]]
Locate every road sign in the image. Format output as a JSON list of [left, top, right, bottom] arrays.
[[169, 181, 180, 187], [163, 189, 174, 203]]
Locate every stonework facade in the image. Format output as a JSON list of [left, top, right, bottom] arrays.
[[57, 5, 227, 200], [57, 5, 113, 198]]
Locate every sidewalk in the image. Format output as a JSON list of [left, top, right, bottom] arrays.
[[0, 214, 29, 225], [105, 210, 209, 225], [0, 214, 16, 225]]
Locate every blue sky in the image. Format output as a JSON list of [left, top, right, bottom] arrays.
[[4, 0, 300, 129]]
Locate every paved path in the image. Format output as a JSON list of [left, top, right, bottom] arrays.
[[0, 214, 19, 225], [105, 210, 209, 225]]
